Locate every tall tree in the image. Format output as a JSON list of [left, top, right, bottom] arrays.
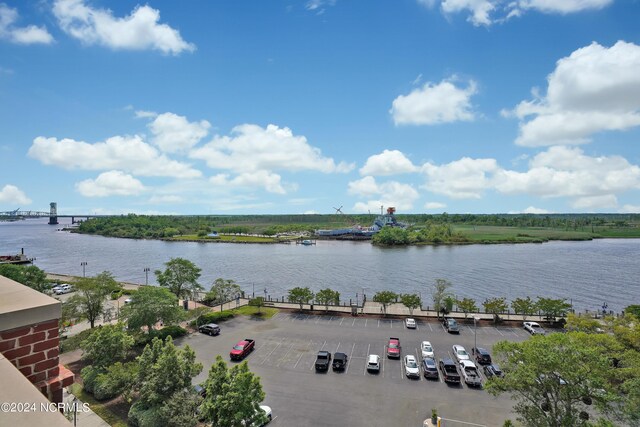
[[431, 279, 453, 318], [248, 296, 265, 314], [120, 286, 183, 333], [373, 290, 398, 316], [486, 333, 623, 427], [0, 264, 49, 293], [155, 257, 203, 300], [536, 297, 573, 321], [400, 293, 421, 315], [205, 278, 241, 305], [511, 296, 537, 321], [200, 356, 266, 427], [456, 297, 478, 320], [483, 297, 509, 323], [67, 272, 121, 328], [80, 323, 134, 369], [315, 288, 340, 312], [288, 286, 314, 311]]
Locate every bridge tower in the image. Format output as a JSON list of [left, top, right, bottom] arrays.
[[48, 202, 58, 225]]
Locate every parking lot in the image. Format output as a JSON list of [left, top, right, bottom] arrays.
[[179, 311, 528, 427]]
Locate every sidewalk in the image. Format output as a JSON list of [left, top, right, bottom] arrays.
[[61, 388, 110, 427]]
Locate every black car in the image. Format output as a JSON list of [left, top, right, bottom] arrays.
[[332, 352, 348, 371], [443, 317, 460, 334], [198, 323, 221, 336], [422, 357, 439, 380], [484, 364, 504, 378], [472, 347, 492, 365]]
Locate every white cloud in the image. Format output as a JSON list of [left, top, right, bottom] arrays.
[[494, 146, 640, 201], [76, 171, 145, 197], [0, 184, 31, 205], [390, 77, 477, 125], [619, 205, 640, 213], [348, 176, 419, 212], [422, 157, 499, 199], [28, 135, 201, 178], [571, 195, 617, 209], [511, 41, 640, 146], [0, 4, 53, 44], [148, 112, 210, 154], [210, 171, 286, 194], [52, 0, 195, 55], [135, 110, 157, 119], [191, 123, 354, 174], [148, 195, 183, 204], [425, 202, 447, 210], [360, 150, 418, 176], [419, 0, 613, 25], [508, 206, 552, 214], [305, 0, 336, 13]]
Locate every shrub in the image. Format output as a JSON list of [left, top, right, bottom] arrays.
[[196, 311, 235, 326], [81, 365, 100, 394], [128, 401, 165, 427], [135, 325, 188, 347], [93, 362, 138, 401]]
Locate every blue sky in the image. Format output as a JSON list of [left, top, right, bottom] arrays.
[[1, 0, 640, 215]]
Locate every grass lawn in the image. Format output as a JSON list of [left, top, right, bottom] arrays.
[[231, 305, 279, 318], [453, 225, 595, 242], [69, 383, 128, 427]]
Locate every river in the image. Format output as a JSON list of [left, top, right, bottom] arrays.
[[1, 218, 638, 313]]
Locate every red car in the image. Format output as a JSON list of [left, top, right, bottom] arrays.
[[387, 337, 401, 358], [230, 339, 255, 361]]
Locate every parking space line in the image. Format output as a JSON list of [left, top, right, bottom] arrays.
[[345, 343, 355, 374], [428, 323, 433, 332], [364, 318, 368, 327], [400, 354, 404, 378], [315, 316, 320, 324], [415, 348, 422, 381], [495, 327, 505, 336], [339, 317, 344, 326], [363, 343, 371, 375], [294, 340, 313, 369], [329, 316, 334, 323], [352, 318, 356, 326], [390, 320, 393, 328], [275, 343, 295, 367], [335, 342, 341, 353], [260, 338, 285, 365], [416, 322, 419, 331], [382, 346, 386, 374], [377, 319, 380, 328]]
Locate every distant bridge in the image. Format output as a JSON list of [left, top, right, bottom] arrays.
[[0, 202, 111, 225]]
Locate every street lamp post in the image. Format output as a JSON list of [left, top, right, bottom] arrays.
[[80, 261, 87, 278], [144, 267, 150, 286]]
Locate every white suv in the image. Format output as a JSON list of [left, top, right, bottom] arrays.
[[366, 354, 380, 372], [404, 355, 420, 378], [405, 318, 417, 329]]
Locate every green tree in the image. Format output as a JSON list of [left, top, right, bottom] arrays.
[[486, 333, 622, 427], [204, 278, 241, 305], [536, 297, 573, 321], [248, 297, 265, 314], [432, 279, 453, 319], [400, 293, 421, 315], [373, 290, 398, 316], [0, 264, 49, 293], [315, 288, 340, 312], [160, 388, 202, 427], [624, 304, 640, 319], [566, 313, 606, 333], [457, 297, 478, 320], [483, 297, 508, 323], [120, 286, 183, 333], [372, 227, 411, 245], [200, 356, 266, 427], [67, 272, 121, 328], [511, 296, 537, 321], [155, 257, 203, 300], [80, 323, 134, 369], [288, 286, 314, 311]]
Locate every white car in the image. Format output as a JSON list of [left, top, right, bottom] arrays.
[[420, 341, 435, 359], [405, 318, 417, 329], [54, 284, 73, 295], [452, 345, 470, 363], [366, 354, 380, 372], [124, 298, 133, 304], [524, 321, 546, 335], [404, 355, 420, 378], [258, 405, 272, 425]]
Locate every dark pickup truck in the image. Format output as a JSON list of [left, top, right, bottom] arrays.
[[230, 339, 255, 361], [315, 351, 332, 371], [332, 352, 348, 371], [439, 358, 461, 384]]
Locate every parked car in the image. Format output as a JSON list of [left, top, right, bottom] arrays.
[[366, 354, 381, 373], [452, 345, 470, 363], [404, 355, 420, 379], [54, 284, 73, 295], [230, 339, 255, 360], [524, 321, 546, 335], [198, 323, 220, 336], [124, 297, 133, 304], [484, 364, 504, 378], [439, 358, 461, 384], [332, 352, 348, 371], [315, 351, 332, 371], [460, 360, 482, 387], [387, 337, 401, 358], [471, 347, 492, 365], [257, 405, 272, 426], [443, 317, 460, 333], [405, 318, 417, 329], [422, 357, 439, 380], [420, 341, 435, 359]]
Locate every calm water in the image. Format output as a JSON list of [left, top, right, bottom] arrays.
[[1, 218, 638, 313]]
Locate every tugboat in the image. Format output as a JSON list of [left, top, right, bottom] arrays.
[[0, 248, 34, 265]]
